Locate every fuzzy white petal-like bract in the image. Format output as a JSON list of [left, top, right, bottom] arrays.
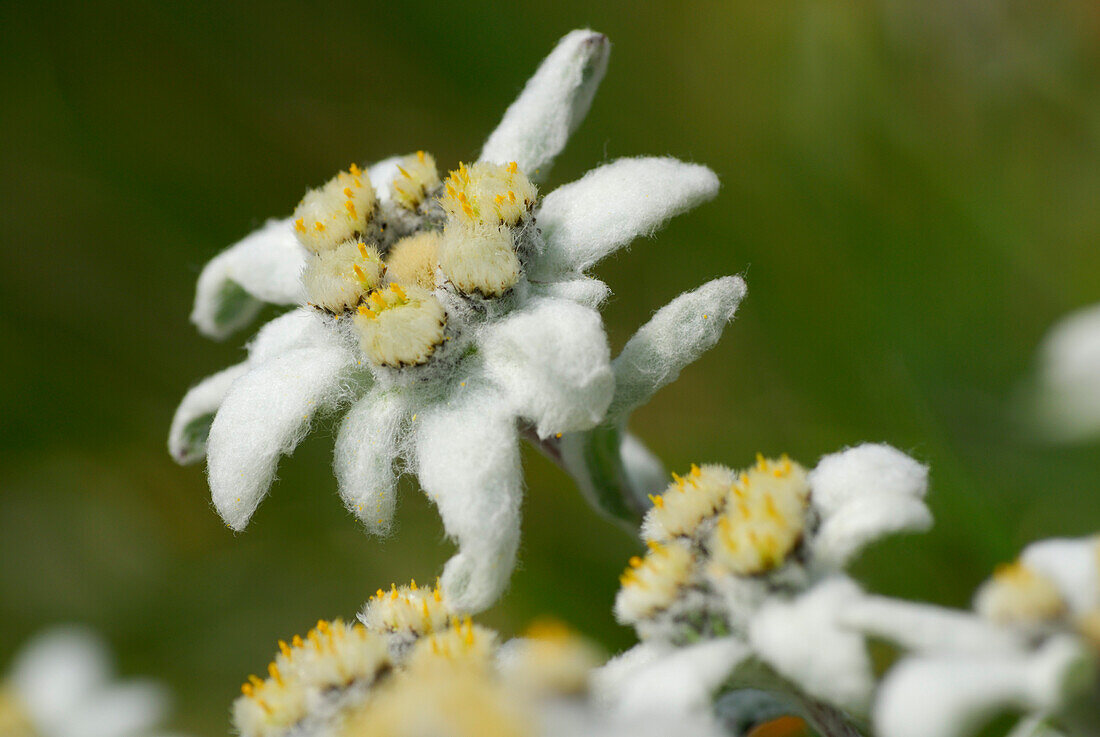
[[481, 298, 614, 438], [609, 276, 745, 422], [875, 637, 1095, 737], [247, 307, 332, 365], [535, 157, 720, 273], [368, 155, 404, 205], [593, 638, 750, 718], [168, 361, 249, 465], [206, 344, 357, 531], [809, 443, 929, 517], [10, 627, 111, 729], [414, 383, 522, 613], [334, 388, 408, 535], [812, 493, 932, 569], [1033, 303, 1100, 442], [531, 275, 612, 309], [840, 595, 1026, 656], [1020, 537, 1100, 615], [749, 578, 874, 715], [620, 433, 668, 502], [191, 218, 308, 339], [479, 29, 610, 180]]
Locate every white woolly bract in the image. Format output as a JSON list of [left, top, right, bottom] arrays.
[[247, 307, 334, 365], [191, 218, 308, 339], [480, 297, 613, 438], [438, 223, 520, 297], [367, 156, 404, 205], [414, 383, 522, 614], [535, 157, 720, 273], [10, 627, 169, 737], [592, 638, 749, 718], [479, 29, 609, 179], [808, 443, 931, 569], [385, 232, 441, 290], [748, 577, 874, 715], [207, 343, 356, 530], [619, 433, 669, 503], [169, 361, 248, 465], [839, 595, 1027, 656], [334, 389, 406, 534], [1034, 303, 1100, 442], [353, 286, 446, 368], [1020, 536, 1100, 616], [532, 275, 611, 308], [292, 166, 376, 254], [302, 241, 384, 313], [609, 276, 745, 422], [874, 636, 1095, 737]]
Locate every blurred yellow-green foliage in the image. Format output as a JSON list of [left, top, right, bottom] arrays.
[[2, 1, 1100, 732]]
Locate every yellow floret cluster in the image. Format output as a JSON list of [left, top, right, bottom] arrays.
[[288, 154, 540, 370], [706, 455, 810, 576], [359, 580, 451, 636], [234, 581, 604, 737], [614, 540, 696, 624], [617, 454, 814, 631], [974, 561, 1067, 628], [353, 284, 447, 368], [233, 619, 390, 737]]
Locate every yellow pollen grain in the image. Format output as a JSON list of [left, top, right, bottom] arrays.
[[294, 218, 306, 232]]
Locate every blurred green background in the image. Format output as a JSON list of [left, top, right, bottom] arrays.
[[2, 0, 1100, 732]]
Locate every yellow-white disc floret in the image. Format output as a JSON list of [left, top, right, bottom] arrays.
[[405, 617, 498, 673], [360, 581, 451, 636], [233, 619, 390, 737], [439, 223, 520, 297], [391, 151, 441, 211], [502, 620, 604, 696], [440, 161, 537, 227], [614, 540, 695, 625], [353, 284, 447, 368], [642, 464, 735, 543], [974, 562, 1067, 627], [706, 455, 810, 576], [384, 232, 441, 290], [302, 241, 385, 313], [293, 164, 377, 253]]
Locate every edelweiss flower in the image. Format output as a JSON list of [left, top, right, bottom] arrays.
[[1030, 303, 1100, 442], [169, 29, 744, 613], [231, 580, 721, 737], [595, 443, 930, 723], [843, 535, 1100, 737], [2, 627, 172, 737]]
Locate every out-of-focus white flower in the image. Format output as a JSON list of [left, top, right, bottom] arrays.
[[1030, 303, 1100, 442], [170, 29, 743, 614], [843, 535, 1100, 737], [2, 627, 173, 737], [598, 444, 930, 721], [231, 581, 722, 737]]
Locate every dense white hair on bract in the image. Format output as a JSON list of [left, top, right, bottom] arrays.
[[479, 29, 610, 179], [534, 157, 720, 274], [414, 382, 523, 614], [480, 297, 614, 438], [748, 577, 874, 715], [609, 276, 746, 422], [334, 388, 408, 535]]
